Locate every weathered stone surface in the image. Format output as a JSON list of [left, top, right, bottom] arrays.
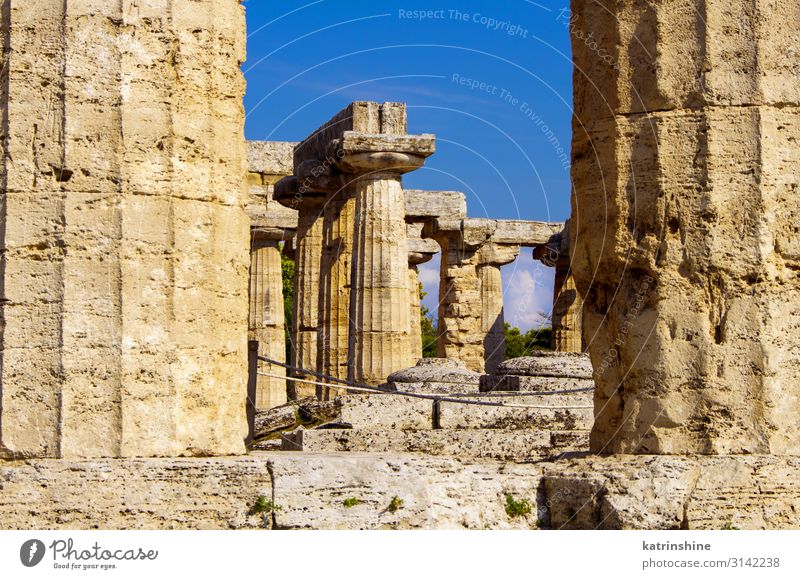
[[249, 238, 288, 409], [481, 375, 596, 394], [570, 0, 800, 454], [542, 455, 800, 530], [386, 358, 481, 394], [248, 141, 296, 177], [404, 190, 467, 221], [269, 453, 544, 529], [287, 429, 586, 462], [339, 394, 433, 430], [437, 402, 593, 431], [4, 453, 799, 530], [493, 354, 593, 379], [0, 0, 249, 458], [0, 458, 273, 529]]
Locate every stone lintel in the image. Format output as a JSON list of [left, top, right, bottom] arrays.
[[425, 217, 561, 251], [493, 220, 564, 247], [404, 189, 467, 222], [248, 141, 296, 181]]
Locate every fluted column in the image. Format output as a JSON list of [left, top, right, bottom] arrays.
[[0, 0, 249, 458], [405, 223, 439, 365], [349, 174, 410, 384], [318, 189, 357, 393], [248, 235, 287, 410], [289, 197, 325, 398]]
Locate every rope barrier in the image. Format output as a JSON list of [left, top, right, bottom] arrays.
[[257, 355, 594, 398], [257, 371, 594, 410]]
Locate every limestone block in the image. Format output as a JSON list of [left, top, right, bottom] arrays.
[[542, 455, 800, 530], [339, 394, 434, 430], [288, 428, 585, 462], [0, 458, 273, 530], [269, 453, 544, 530], [404, 189, 467, 221]]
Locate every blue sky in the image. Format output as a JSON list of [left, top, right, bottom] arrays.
[[243, 0, 573, 330]]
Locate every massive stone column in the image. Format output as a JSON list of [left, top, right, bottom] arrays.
[[570, 0, 800, 454], [278, 102, 435, 388], [319, 189, 357, 389], [288, 196, 325, 398], [0, 0, 249, 458], [551, 264, 583, 353]]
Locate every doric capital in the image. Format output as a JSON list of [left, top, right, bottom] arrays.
[[407, 223, 439, 265], [477, 242, 520, 267], [533, 220, 570, 268]]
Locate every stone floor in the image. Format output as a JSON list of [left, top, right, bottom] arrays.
[[2, 452, 798, 530]]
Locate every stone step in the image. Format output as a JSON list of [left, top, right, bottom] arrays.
[[338, 394, 593, 430], [481, 375, 595, 393], [284, 428, 589, 461]]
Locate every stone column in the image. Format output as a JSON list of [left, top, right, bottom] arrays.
[[406, 225, 439, 365], [428, 222, 491, 373], [0, 0, 249, 458], [477, 244, 519, 375], [551, 264, 583, 353], [288, 196, 326, 398], [281, 102, 435, 389], [318, 189, 358, 393], [570, 0, 800, 454], [248, 233, 288, 410], [348, 173, 411, 385]]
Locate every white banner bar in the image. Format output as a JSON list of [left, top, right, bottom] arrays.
[[2, 531, 799, 578]]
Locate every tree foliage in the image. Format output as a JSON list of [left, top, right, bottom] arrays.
[[419, 284, 439, 358], [504, 322, 552, 358], [281, 249, 295, 362]]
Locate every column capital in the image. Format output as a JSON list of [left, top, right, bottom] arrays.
[[477, 242, 520, 267]]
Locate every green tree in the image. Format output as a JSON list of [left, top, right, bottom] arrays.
[[281, 248, 295, 363], [419, 284, 439, 358], [504, 322, 553, 359]]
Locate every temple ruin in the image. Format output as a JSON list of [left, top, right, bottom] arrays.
[[2, 0, 799, 530]]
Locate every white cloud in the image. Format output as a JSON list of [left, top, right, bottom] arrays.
[[502, 253, 554, 331]]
